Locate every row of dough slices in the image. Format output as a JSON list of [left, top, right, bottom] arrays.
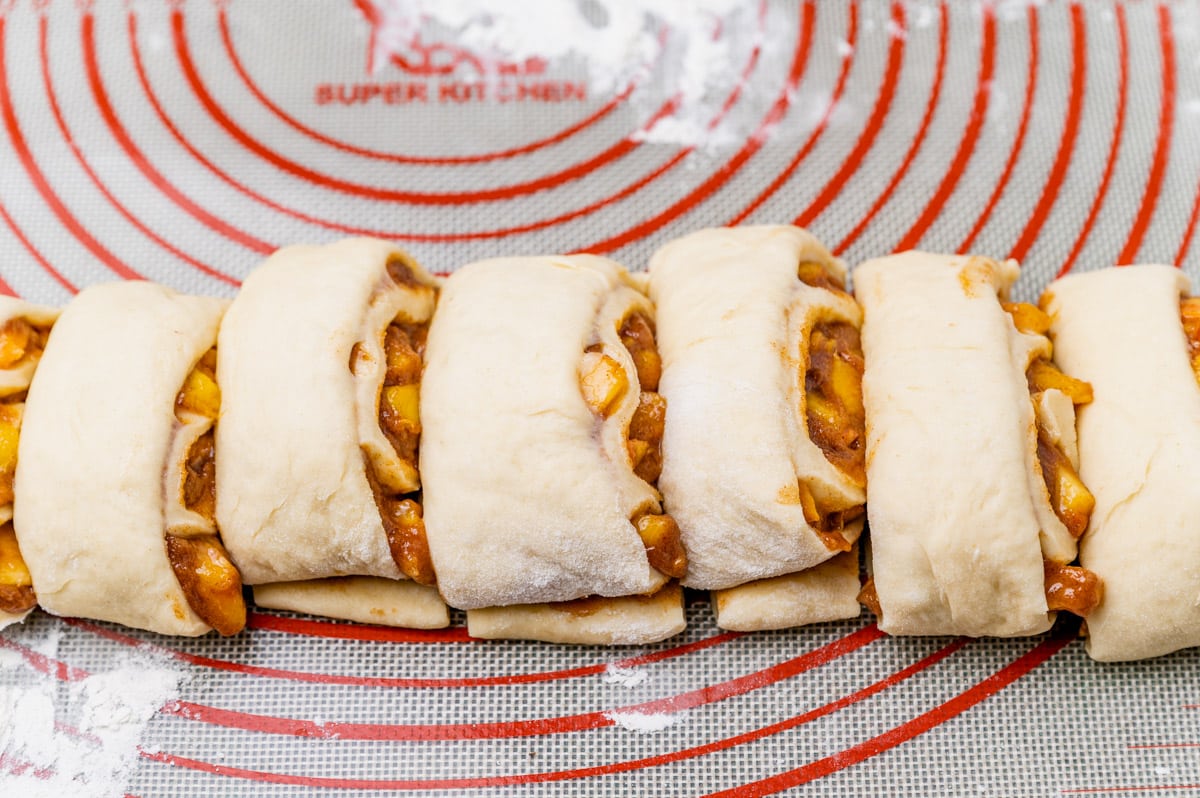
[[0, 228, 1193, 661]]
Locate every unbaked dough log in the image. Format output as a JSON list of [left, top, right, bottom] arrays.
[[648, 226, 864, 630], [421, 254, 675, 643], [14, 282, 225, 636], [857, 251, 1073, 637], [217, 237, 446, 628], [1045, 265, 1200, 661]]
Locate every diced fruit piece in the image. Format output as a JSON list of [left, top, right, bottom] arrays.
[[805, 393, 842, 431], [1181, 298, 1200, 346], [805, 321, 866, 484], [628, 392, 666, 444], [627, 438, 651, 470], [0, 522, 34, 614], [619, 313, 662, 391], [166, 534, 246, 636], [815, 526, 853, 553], [1002, 302, 1052, 335], [797, 261, 845, 293], [384, 324, 423, 386], [634, 513, 687, 579], [380, 498, 436, 585], [383, 384, 421, 429], [629, 349, 662, 394], [1037, 429, 1094, 539], [0, 318, 34, 369], [1027, 359, 1093, 405], [1181, 300, 1200, 382], [627, 392, 666, 484], [628, 438, 651, 464], [580, 352, 628, 418], [0, 414, 19, 506], [828, 356, 865, 419], [176, 361, 221, 419], [632, 448, 662, 485], [1044, 560, 1103, 616]]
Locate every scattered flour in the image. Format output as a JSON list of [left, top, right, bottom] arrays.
[[0, 623, 184, 798], [601, 662, 649, 687], [605, 707, 686, 733], [362, 0, 751, 147]]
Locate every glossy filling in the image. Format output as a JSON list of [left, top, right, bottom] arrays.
[[358, 314, 436, 586], [579, 311, 686, 580], [355, 258, 437, 586], [1008, 302, 1101, 617], [0, 317, 50, 615], [799, 262, 866, 552], [168, 348, 246, 635]]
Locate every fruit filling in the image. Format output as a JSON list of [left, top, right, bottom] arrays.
[[800, 263, 866, 551], [1043, 560, 1103, 616], [169, 348, 245, 635], [580, 310, 685, 579], [1181, 298, 1200, 379], [0, 522, 34, 614], [0, 316, 52, 614], [1007, 302, 1100, 616], [358, 309, 436, 586]]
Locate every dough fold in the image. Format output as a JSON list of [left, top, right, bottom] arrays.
[[217, 237, 446, 629], [15, 282, 225, 636], [1045, 265, 1200, 661], [649, 226, 865, 631], [857, 251, 1068, 637], [422, 255, 680, 641]]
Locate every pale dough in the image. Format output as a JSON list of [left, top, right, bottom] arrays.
[[14, 282, 225, 636], [1045, 265, 1200, 661], [467, 584, 685, 645], [217, 237, 438, 586], [421, 255, 667, 612], [713, 545, 862, 632], [253, 577, 449, 629], [649, 226, 866, 592]]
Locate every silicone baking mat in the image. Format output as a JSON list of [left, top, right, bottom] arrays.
[[1, 0, 1199, 795]]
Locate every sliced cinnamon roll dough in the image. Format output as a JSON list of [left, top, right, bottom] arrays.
[[1044, 265, 1200, 661], [14, 282, 242, 637], [857, 251, 1097, 637], [421, 254, 684, 643], [217, 237, 447, 629], [648, 225, 865, 631]]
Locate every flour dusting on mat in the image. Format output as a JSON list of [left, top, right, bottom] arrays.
[[0, 622, 184, 797], [602, 662, 650, 687], [606, 708, 686, 733], [364, 0, 749, 147]]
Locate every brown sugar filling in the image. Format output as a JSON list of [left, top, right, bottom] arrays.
[[357, 308, 437, 586], [1007, 302, 1101, 618], [0, 522, 34, 614], [167, 347, 246, 636], [1180, 298, 1200, 377], [0, 318, 51, 614], [580, 311, 686, 580], [799, 261, 866, 552]]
